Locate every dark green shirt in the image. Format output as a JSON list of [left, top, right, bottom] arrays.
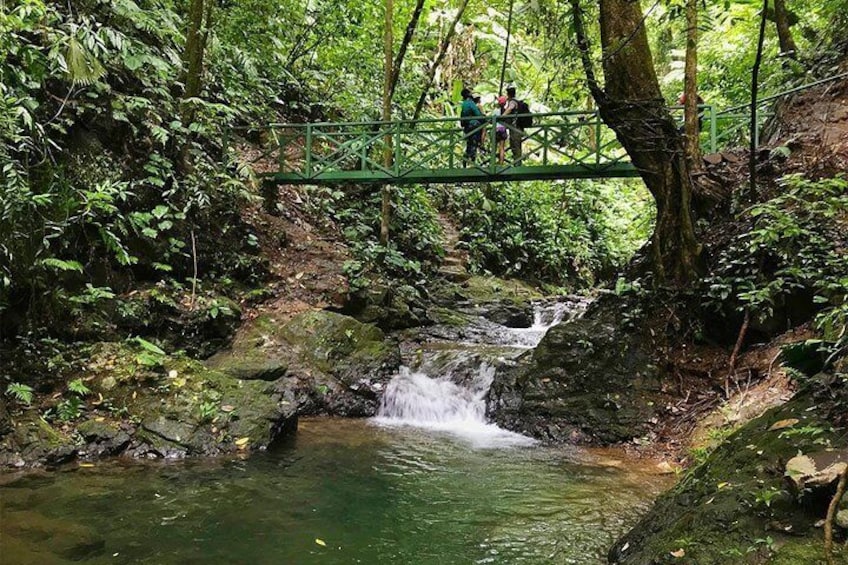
[[460, 98, 482, 118]]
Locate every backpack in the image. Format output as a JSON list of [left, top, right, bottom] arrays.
[[515, 100, 532, 128]]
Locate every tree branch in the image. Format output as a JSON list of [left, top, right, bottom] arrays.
[[749, 0, 768, 200], [389, 0, 426, 103], [412, 0, 470, 121], [569, 0, 605, 102]]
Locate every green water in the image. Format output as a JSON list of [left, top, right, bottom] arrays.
[[0, 419, 670, 564]]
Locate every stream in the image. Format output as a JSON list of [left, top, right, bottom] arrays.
[[0, 301, 671, 564]]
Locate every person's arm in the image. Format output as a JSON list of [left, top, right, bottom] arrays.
[[502, 100, 517, 116]]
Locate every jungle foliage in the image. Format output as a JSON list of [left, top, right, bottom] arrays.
[[1, 0, 847, 342]]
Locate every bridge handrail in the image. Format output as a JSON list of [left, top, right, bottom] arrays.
[[262, 110, 606, 130], [716, 71, 848, 116]]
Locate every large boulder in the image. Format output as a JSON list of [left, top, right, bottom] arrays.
[[609, 372, 848, 564], [488, 296, 667, 443], [206, 310, 401, 416]]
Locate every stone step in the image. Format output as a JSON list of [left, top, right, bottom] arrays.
[[438, 266, 471, 283], [443, 256, 466, 267]]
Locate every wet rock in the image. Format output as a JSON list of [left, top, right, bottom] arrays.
[[209, 311, 401, 417], [9, 415, 79, 467], [489, 295, 665, 444], [77, 419, 131, 457], [141, 416, 196, 447], [481, 303, 533, 328]]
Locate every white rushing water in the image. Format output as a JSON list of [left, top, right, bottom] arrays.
[[507, 299, 571, 348], [373, 301, 574, 447]]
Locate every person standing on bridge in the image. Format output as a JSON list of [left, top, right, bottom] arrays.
[[501, 85, 530, 165], [493, 96, 509, 165], [460, 88, 483, 166]]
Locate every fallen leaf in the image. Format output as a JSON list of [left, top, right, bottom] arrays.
[[79, 463, 95, 468], [717, 482, 730, 489], [235, 437, 250, 448], [315, 538, 326, 547], [670, 549, 685, 558], [295, 272, 304, 280], [786, 453, 848, 488], [221, 405, 235, 413], [769, 418, 799, 431]]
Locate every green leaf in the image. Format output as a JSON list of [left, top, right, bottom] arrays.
[[132, 337, 166, 356], [41, 258, 84, 273], [151, 205, 170, 219]]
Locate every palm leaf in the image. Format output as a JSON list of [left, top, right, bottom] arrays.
[[66, 37, 106, 85]]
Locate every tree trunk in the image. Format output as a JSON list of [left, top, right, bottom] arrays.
[[683, 0, 701, 168], [498, 0, 515, 95], [773, 0, 798, 60], [182, 0, 212, 125], [750, 0, 768, 200], [389, 0, 426, 102], [180, 0, 214, 173], [412, 0, 470, 120], [380, 0, 394, 246], [572, 0, 700, 284]]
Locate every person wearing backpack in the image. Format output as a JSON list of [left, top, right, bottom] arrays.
[[460, 88, 483, 166], [501, 85, 531, 165]]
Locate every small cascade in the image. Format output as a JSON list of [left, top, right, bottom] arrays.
[[507, 300, 572, 348], [373, 365, 532, 446], [373, 300, 579, 446]]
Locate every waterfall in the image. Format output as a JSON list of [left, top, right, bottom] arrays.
[[373, 301, 576, 447]]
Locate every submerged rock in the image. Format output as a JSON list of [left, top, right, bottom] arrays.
[[1, 510, 105, 561], [488, 295, 667, 443]]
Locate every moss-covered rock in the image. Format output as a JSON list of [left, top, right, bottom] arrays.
[[0, 341, 298, 467], [609, 373, 848, 564], [434, 275, 543, 307], [206, 310, 401, 417], [488, 296, 667, 443], [3, 414, 78, 467]]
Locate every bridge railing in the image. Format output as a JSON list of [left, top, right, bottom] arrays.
[[224, 73, 848, 183], [243, 110, 635, 182]]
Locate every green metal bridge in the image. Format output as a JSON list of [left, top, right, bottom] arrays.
[[227, 74, 847, 186]]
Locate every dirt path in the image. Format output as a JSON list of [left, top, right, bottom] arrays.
[[436, 213, 470, 282]]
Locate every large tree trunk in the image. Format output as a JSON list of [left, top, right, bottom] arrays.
[[572, 0, 700, 284], [773, 0, 798, 60], [683, 0, 701, 168]]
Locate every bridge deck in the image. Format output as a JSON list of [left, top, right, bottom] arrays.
[[227, 105, 763, 185], [263, 163, 642, 185]]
